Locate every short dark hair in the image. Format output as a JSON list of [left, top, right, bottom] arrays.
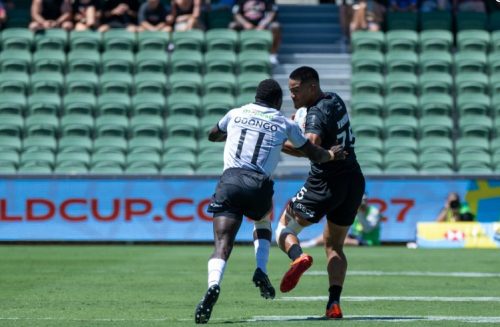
[[289, 66, 319, 84], [255, 79, 283, 106]]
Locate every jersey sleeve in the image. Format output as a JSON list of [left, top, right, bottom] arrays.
[[285, 118, 308, 148], [217, 110, 233, 132], [304, 106, 327, 139]]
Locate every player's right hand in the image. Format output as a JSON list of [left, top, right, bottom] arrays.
[[329, 145, 348, 161]]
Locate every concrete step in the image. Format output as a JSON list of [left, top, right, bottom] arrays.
[[273, 63, 350, 74], [282, 24, 339, 33], [282, 33, 342, 44], [279, 43, 348, 54], [279, 12, 339, 23], [278, 4, 338, 13], [278, 53, 351, 65]]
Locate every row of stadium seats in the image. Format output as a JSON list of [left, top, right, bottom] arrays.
[[352, 30, 500, 53], [0, 29, 272, 53], [0, 49, 272, 75], [0, 71, 268, 97], [385, 11, 500, 31]]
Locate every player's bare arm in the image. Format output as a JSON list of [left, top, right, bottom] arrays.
[[298, 140, 346, 163], [208, 125, 227, 142]]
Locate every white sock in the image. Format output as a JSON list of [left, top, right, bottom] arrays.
[[254, 239, 271, 274], [208, 258, 226, 287]]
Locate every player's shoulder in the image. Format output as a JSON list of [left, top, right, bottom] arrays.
[[310, 92, 347, 115]]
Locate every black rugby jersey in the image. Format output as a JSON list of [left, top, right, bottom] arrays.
[[304, 92, 360, 176]]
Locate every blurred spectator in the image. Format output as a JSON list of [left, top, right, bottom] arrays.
[[0, 0, 6, 30], [453, 0, 485, 12], [301, 194, 382, 248], [335, 0, 354, 42], [420, 0, 450, 12], [436, 192, 475, 222], [138, 0, 173, 32], [99, 0, 140, 32], [229, 0, 281, 64], [390, 0, 417, 11], [29, 0, 74, 31], [350, 0, 384, 32], [73, 0, 99, 30], [170, 0, 203, 31]]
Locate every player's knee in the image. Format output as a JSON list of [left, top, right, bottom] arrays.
[[274, 211, 304, 245], [254, 219, 272, 241]]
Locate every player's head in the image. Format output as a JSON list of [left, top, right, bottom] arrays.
[[255, 79, 283, 110], [288, 66, 321, 109]]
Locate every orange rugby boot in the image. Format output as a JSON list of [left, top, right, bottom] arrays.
[[279, 253, 313, 292]]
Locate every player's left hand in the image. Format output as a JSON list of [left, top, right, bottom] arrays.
[[328, 145, 348, 161]]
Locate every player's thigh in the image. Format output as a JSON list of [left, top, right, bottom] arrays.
[[240, 172, 274, 220], [324, 220, 351, 249]]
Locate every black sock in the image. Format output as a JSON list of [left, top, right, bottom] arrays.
[[287, 244, 303, 261], [328, 285, 343, 307]]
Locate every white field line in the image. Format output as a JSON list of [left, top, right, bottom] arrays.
[[249, 315, 500, 323], [306, 270, 500, 278], [280, 296, 500, 302], [0, 317, 170, 322]]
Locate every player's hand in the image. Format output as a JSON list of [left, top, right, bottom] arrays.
[[328, 145, 348, 161]]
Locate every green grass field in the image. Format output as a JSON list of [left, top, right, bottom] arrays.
[[1, 245, 499, 326]]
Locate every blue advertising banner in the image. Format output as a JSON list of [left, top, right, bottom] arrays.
[[1, 178, 499, 242]]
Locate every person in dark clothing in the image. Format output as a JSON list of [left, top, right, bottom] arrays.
[[275, 66, 365, 319], [29, 0, 73, 31], [170, 0, 202, 31], [98, 0, 139, 32], [73, 0, 99, 30], [138, 0, 173, 32]]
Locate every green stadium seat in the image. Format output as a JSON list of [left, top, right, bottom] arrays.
[[457, 152, 491, 170], [238, 51, 271, 74], [67, 50, 100, 73], [58, 136, 92, 153], [385, 116, 418, 138], [455, 12, 487, 31], [201, 94, 235, 116], [162, 151, 197, 168], [164, 136, 197, 154], [91, 152, 126, 167], [492, 31, 500, 53], [95, 115, 129, 137], [495, 117, 500, 137], [25, 114, 59, 137], [420, 115, 453, 138], [137, 31, 170, 51], [200, 114, 222, 136], [236, 92, 255, 107], [132, 93, 166, 116], [18, 162, 53, 173], [454, 51, 487, 74], [0, 136, 21, 152], [458, 164, 493, 175], [35, 29, 67, 51], [419, 72, 453, 95], [170, 50, 203, 74], [488, 53, 500, 75], [63, 93, 96, 115], [384, 152, 418, 169], [54, 163, 89, 174], [130, 116, 164, 138], [32, 50, 66, 73], [350, 94, 384, 116], [93, 136, 127, 154], [0, 93, 27, 115], [56, 152, 91, 167], [23, 135, 57, 152], [165, 114, 199, 138], [60, 114, 94, 137], [0, 50, 31, 73], [456, 94, 491, 115], [97, 94, 131, 116], [101, 50, 134, 73], [125, 162, 160, 174], [206, 29, 238, 52], [419, 93, 453, 116], [492, 151, 500, 167], [490, 138, 500, 154], [384, 137, 418, 155], [30, 72, 64, 95], [0, 72, 29, 94], [196, 165, 224, 175], [135, 50, 168, 73], [459, 115, 492, 138], [351, 115, 384, 138], [128, 137, 162, 156], [28, 94, 61, 115], [493, 95, 500, 117], [239, 30, 272, 52], [197, 139, 225, 155], [0, 150, 19, 168], [90, 163, 124, 174], [420, 11, 452, 31], [65, 72, 98, 94], [169, 73, 203, 95], [455, 73, 489, 95], [99, 72, 133, 95], [351, 50, 384, 73], [103, 29, 136, 51], [384, 94, 418, 116], [419, 136, 453, 154], [127, 151, 161, 166], [350, 31, 385, 52], [455, 136, 490, 155], [160, 165, 195, 175], [1, 28, 33, 50], [419, 51, 452, 74], [419, 30, 453, 52], [70, 30, 101, 51], [356, 151, 383, 169], [167, 93, 201, 116], [204, 50, 237, 74], [197, 152, 224, 168], [172, 30, 205, 51], [353, 136, 383, 154], [419, 152, 454, 170], [386, 51, 418, 73], [237, 73, 270, 95], [0, 114, 23, 137], [20, 150, 55, 169], [386, 12, 418, 30], [386, 30, 418, 52], [385, 73, 417, 95], [134, 72, 168, 95], [351, 73, 384, 95], [203, 72, 237, 95], [457, 30, 490, 52]]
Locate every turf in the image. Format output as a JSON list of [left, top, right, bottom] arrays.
[[1, 246, 499, 326]]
